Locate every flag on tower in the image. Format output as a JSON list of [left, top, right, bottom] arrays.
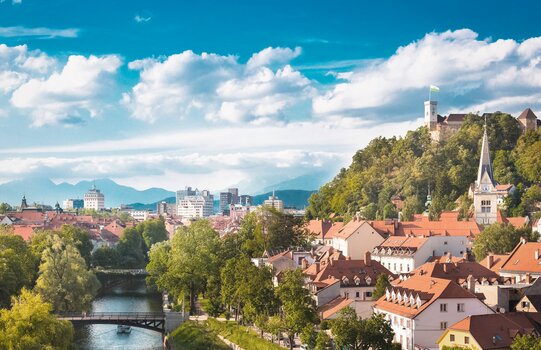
[[430, 85, 440, 92]]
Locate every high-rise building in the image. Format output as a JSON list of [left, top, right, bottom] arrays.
[[228, 188, 239, 204], [219, 192, 232, 215], [263, 191, 284, 212], [176, 188, 214, 218], [239, 195, 253, 206], [84, 185, 105, 210], [63, 199, 84, 210]]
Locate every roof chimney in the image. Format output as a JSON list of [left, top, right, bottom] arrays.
[[521, 237, 527, 245], [467, 274, 476, 294], [535, 249, 539, 260], [487, 254, 494, 269], [443, 263, 448, 273], [315, 262, 320, 274], [365, 251, 372, 266]]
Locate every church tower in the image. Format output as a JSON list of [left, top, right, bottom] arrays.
[[424, 100, 438, 130], [473, 124, 499, 225]]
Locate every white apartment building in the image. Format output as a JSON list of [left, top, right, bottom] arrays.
[[263, 191, 284, 211], [372, 235, 468, 275], [176, 189, 214, 218], [84, 186, 105, 210]]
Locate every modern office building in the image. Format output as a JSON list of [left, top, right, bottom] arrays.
[[177, 188, 214, 218], [62, 198, 84, 210], [263, 191, 284, 211]]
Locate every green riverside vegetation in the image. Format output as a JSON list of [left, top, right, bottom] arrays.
[[169, 320, 230, 350], [207, 318, 284, 350]]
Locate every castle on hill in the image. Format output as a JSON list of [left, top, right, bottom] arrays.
[[424, 99, 540, 142]]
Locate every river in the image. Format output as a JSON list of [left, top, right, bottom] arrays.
[[74, 277, 164, 350]]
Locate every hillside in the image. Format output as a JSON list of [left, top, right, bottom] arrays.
[[306, 113, 541, 221]]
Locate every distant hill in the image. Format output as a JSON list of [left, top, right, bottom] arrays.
[[0, 176, 175, 208], [253, 190, 316, 209], [260, 171, 334, 194]]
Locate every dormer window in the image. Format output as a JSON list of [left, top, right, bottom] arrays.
[[385, 289, 391, 300], [366, 277, 372, 285]]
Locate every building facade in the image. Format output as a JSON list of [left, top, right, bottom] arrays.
[[473, 125, 499, 225], [62, 198, 84, 210], [176, 189, 214, 218], [84, 185, 105, 210], [263, 191, 284, 211]]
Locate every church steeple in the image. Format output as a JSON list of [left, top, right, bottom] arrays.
[[476, 123, 496, 190]]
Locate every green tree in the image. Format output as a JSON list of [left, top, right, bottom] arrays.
[[138, 218, 168, 249], [0, 233, 36, 307], [276, 269, 318, 350], [91, 245, 122, 268], [146, 220, 220, 314], [35, 235, 100, 312], [0, 288, 74, 350], [372, 273, 391, 300], [331, 308, 394, 350], [473, 223, 527, 261], [59, 224, 93, 265], [300, 325, 317, 350], [511, 334, 541, 350], [0, 202, 12, 214], [117, 227, 146, 268], [314, 331, 332, 350]]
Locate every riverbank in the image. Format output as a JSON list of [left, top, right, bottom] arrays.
[[169, 321, 230, 350]]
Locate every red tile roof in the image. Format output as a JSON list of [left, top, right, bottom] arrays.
[[374, 275, 483, 318], [305, 220, 332, 239], [334, 219, 386, 240], [499, 241, 541, 276], [445, 313, 541, 349], [408, 260, 504, 285], [318, 297, 354, 319], [11, 225, 40, 241]]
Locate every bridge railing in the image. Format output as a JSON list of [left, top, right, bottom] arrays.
[[56, 312, 165, 320]]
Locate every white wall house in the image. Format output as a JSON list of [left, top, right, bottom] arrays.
[[372, 236, 468, 275], [332, 219, 386, 259], [176, 189, 214, 218], [374, 275, 493, 350]]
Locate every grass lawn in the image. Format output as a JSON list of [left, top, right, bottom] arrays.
[[207, 318, 284, 350], [169, 320, 230, 350]]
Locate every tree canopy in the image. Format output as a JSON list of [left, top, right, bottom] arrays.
[[472, 223, 537, 261]]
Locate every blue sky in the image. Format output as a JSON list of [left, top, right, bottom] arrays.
[[1, 0, 541, 194]]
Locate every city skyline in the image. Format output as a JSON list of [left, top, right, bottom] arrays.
[[1, 0, 541, 192]]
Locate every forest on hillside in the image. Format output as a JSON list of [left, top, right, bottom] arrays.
[[306, 113, 541, 222]]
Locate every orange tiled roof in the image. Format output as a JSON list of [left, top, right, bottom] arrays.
[[409, 261, 502, 285], [374, 275, 481, 318], [368, 214, 480, 238], [310, 255, 394, 287], [325, 222, 344, 240], [318, 296, 354, 319], [500, 241, 541, 275], [445, 313, 541, 349], [479, 254, 509, 274], [11, 224, 40, 241], [305, 220, 332, 239], [334, 219, 386, 240]]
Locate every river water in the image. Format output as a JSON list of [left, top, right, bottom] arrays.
[[74, 277, 164, 350]]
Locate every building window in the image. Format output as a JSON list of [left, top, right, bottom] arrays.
[[356, 292, 360, 298], [444, 241, 448, 245], [465, 336, 470, 344], [450, 334, 455, 342], [440, 303, 447, 312], [457, 303, 465, 312], [400, 264, 403, 272], [440, 322, 447, 330], [481, 200, 491, 213], [365, 292, 372, 298]]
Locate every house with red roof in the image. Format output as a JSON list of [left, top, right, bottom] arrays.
[[372, 235, 469, 275], [437, 312, 541, 350], [331, 217, 387, 259], [374, 274, 493, 350]]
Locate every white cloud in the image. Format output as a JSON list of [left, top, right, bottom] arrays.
[[11, 54, 122, 126], [0, 26, 78, 38], [312, 29, 541, 120], [12, 0, 21, 4], [123, 47, 311, 123], [134, 15, 151, 23]]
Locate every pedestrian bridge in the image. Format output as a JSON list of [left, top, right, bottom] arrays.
[[93, 268, 148, 276], [57, 311, 186, 333]]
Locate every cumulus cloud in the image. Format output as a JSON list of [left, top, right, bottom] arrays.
[[11, 54, 122, 126], [313, 29, 541, 120], [0, 26, 78, 38], [123, 47, 312, 123]]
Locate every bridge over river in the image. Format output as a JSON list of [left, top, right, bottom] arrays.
[[58, 311, 186, 334]]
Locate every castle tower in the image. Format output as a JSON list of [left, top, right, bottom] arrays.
[[473, 124, 499, 225], [517, 108, 538, 133], [424, 100, 438, 130]]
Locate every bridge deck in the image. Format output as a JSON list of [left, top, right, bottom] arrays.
[[57, 312, 166, 333]]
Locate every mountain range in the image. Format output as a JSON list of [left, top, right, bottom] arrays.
[[0, 176, 320, 209]]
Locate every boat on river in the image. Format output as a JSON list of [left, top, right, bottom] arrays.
[[117, 325, 132, 334]]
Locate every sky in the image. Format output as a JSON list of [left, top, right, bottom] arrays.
[[1, 0, 541, 194]]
